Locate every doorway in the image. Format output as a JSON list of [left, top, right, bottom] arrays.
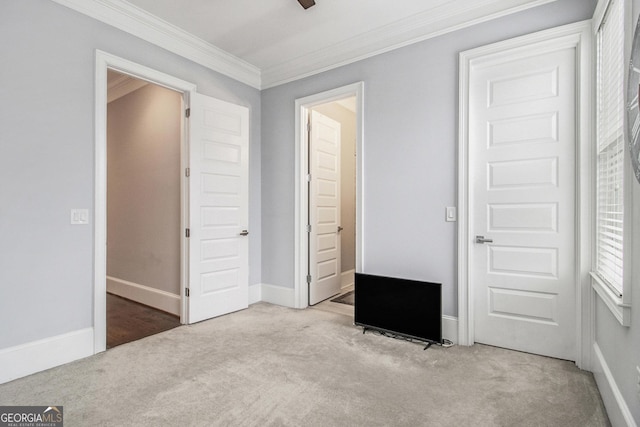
[[95, 51, 196, 353], [105, 70, 182, 348], [95, 51, 251, 353], [294, 82, 364, 309], [308, 100, 357, 305]]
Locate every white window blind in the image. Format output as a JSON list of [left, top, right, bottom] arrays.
[[595, 0, 625, 296]]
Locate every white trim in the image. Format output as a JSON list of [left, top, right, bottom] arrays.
[[621, 0, 635, 312], [458, 44, 472, 346], [294, 83, 365, 309], [0, 328, 93, 385], [260, 0, 557, 88], [593, 0, 613, 32], [107, 276, 180, 316], [261, 284, 296, 308], [592, 343, 638, 427], [576, 16, 595, 371], [51, 0, 260, 88], [248, 283, 262, 305], [457, 21, 593, 368], [442, 315, 459, 345], [48, 0, 554, 90], [341, 269, 356, 291], [592, 274, 632, 326], [95, 50, 196, 354]]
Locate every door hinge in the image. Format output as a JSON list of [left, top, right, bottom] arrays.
[[306, 224, 311, 233], [185, 228, 190, 238], [306, 275, 312, 284], [307, 122, 311, 133], [185, 167, 190, 177], [185, 108, 191, 118], [185, 288, 190, 297], [306, 174, 311, 182]]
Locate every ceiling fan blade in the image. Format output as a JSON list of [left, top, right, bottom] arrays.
[[298, 0, 316, 9]]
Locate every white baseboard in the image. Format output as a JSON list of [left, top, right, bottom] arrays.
[[0, 328, 94, 384], [592, 342, 638, 427], [341, 269, 355, 290], [248, 283, 262, 305], [260, 283, 296, 308], [442, 315, 459, 344], [107, 276, 180, 316]]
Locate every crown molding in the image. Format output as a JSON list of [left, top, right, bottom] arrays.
[[261, 0, 557, 88], [50, 0, 261, 89], [51, 0, 554, 90]]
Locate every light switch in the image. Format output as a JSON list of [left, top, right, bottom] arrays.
[[70, 209, 89, 225], [445, 207, 457, 222]]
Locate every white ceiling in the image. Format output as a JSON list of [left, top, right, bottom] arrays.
[[125, 0, 452, 70], [54, 0, 556, 88]]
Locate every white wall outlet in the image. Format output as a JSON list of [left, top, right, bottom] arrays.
[[445, 207, 457, 222], [70, 209, 89, 225]]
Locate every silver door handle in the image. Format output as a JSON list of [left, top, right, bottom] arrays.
[[475, 235, 493, 244], [337, 226, 344, 232], [240, 230, 249, 236]]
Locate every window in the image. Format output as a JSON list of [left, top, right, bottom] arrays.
[[595, 0, 625, 296], [593, 0, 631, 325]]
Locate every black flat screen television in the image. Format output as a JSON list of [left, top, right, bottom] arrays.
[[354, 273, 442, 345]]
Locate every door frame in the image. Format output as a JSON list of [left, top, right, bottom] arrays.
[[94, 50, 196, 353], [457, 21, 593, 368], [294, 82, 364, 309]]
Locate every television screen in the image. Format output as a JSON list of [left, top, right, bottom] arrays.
[[354, 273, 442, 344]]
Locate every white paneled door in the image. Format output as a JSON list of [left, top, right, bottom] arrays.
[[188, 93, 249, 323], [309, 110, 342, 305], [469, 44, 577, 359]]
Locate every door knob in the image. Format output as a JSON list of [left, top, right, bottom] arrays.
[[239, 230, 249, 236], [337, 226, 344, 232], [475, 235, 493, 244]]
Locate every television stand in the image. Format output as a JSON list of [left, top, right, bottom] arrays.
[[361, 326, 435, 351]]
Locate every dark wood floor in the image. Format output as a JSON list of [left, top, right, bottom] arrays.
[[107, 293, 181, 349]]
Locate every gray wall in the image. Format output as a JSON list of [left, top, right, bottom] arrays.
[[107, 83, 181, 295], [593, 1, 640, 423], [261, 0, 596, 316], [8, 5, 640, 421], [0, 0, 261, 350], [312, 102, 357, 273]]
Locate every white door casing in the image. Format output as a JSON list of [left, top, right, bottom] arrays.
[[188, 93, 249, 323], [309, 110, 342, 305], [294, 82, 364, 309], [458, 22, 593, 364], [95, 51, 197, 353]]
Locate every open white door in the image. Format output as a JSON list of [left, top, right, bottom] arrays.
[[308, 110, 342, 305], [188, 93, 249, 323], [469, 41, 577, 359]]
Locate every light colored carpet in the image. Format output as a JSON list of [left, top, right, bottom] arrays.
[[0, 303, 609, 426]]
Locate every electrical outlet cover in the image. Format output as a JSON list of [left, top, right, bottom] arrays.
[[70, 209, 89, 225]]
